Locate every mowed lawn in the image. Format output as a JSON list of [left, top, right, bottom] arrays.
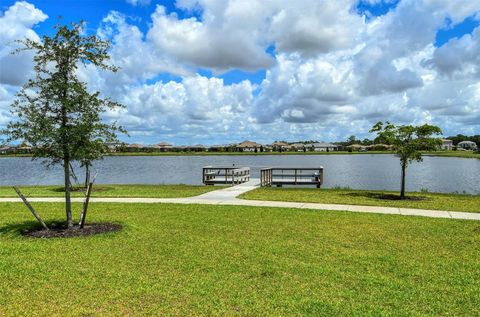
[[0, 202, 479, 316], [241, 187, 480, 213], [0, 184, 220, 198]]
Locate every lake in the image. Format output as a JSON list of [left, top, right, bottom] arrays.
[[0, 154, 479, 194]]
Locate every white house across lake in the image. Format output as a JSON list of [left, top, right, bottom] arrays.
[[457, 140, 478, 150], [441, 139, 453, 150], [307, 143, 339, 152]]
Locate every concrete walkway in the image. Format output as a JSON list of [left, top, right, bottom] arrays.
[[1, 179, 479, 221]]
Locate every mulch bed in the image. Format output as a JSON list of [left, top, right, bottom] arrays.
[[22, 223, 122, 238], [53, 186, 112, 193], [374, 194, 428, 201], [344, 192, 429, 201]]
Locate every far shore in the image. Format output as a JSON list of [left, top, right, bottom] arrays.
[[1, 150, 479, 159]]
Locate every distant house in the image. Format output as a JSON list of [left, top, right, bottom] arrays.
[[347, 144, 367, 152], [457, 140, 478, 150], [105, 142, 123, 152], [270, 141, 291, 151], [440, 139, 453, 150], [126, 143, 145, 152], [0, 146, 12, 154], [236, 140, 263, 152], [308, 142, 339, 152], [367, 144, 393, 151], [291, 143, 306, 151], [16, 145, 32, 154], [154, 142, 173, 152]]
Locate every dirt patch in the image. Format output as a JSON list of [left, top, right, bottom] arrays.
[[52, 186, 113, 193], [343, 192, 429, 201], [22, 223, 122, 238]]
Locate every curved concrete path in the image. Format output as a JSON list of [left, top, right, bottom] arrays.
[[1, 179, 479, 221]]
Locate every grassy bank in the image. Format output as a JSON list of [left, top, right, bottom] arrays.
[[423, 151, 480, 159], [241, 187, 480, 213], [0, 184, 219, 198], [0, 202, 479, 316]]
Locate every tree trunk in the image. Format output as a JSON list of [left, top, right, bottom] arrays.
[[400, 161, 406, 199], [64, 157, 73, 228], [84, 164, 90, 189], [13, 186, 49, 230], [79, 182, 93, 229]]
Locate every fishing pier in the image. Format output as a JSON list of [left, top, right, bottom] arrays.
[[260, 167, 324, 188], [202, 166, 251, 185]]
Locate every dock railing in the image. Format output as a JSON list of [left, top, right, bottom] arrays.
[[203, 166, 250, 186], [260, 167, 323, 188]]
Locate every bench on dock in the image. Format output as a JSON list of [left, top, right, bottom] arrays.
[[203, 166, 251, 186], [260, 167, 324, 188]]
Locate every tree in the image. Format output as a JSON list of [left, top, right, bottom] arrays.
[[347, 135, 357, 145], [370, 122, 442, 199], [3, 22, 125, 228], [362, 138, 373, 146]]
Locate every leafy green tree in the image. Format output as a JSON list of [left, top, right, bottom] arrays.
[[347, 135, 357, 145], [361, 138, 373, 146], [370, 122, 442, 199], [3, 22, 125, 228]]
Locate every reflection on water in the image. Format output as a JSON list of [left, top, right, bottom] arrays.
[[0, 154, 479, 194]]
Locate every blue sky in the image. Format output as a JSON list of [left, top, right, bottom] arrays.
[[0, 0, 267, 85], [1, 0, 479, 145]]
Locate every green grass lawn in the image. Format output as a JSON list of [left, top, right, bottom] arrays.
[[240, 188, 480, 213], [0, 184, 220, 198], [0, 202, 479, 316], [424, 150, 480, 159]]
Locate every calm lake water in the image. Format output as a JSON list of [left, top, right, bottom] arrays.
[[0, 154, 479, 194]]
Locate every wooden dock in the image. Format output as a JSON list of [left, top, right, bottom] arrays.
[[203, 166, 251, 186], [260, 167, 323, 188]]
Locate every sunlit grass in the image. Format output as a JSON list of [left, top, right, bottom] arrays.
[[0, 184, 220, 198], [240, 187, 480, 213], [0, 202, 479, 316]]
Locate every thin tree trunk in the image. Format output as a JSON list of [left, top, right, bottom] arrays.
[[400, 161, 406, 199], [13, 186, 49, 230], [84, 164, 90, 189], [60, 57, 72, 228], [64, 157, 73, 228], [79, 182, 93, 229]]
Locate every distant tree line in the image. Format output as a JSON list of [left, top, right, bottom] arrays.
[[338, 134, 480, 148], [337, 135, 374, 146], [446, 134, 480, 146]]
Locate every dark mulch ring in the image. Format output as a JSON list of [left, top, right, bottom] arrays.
[[374, 194, 428, 201], [345, 192, 429, 201], [22, 223, 122, 238], [52, 186, 113, 193]]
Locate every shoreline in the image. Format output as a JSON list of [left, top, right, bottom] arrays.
[[1, 150, 479, 159], [0, 183, 478, 196]]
